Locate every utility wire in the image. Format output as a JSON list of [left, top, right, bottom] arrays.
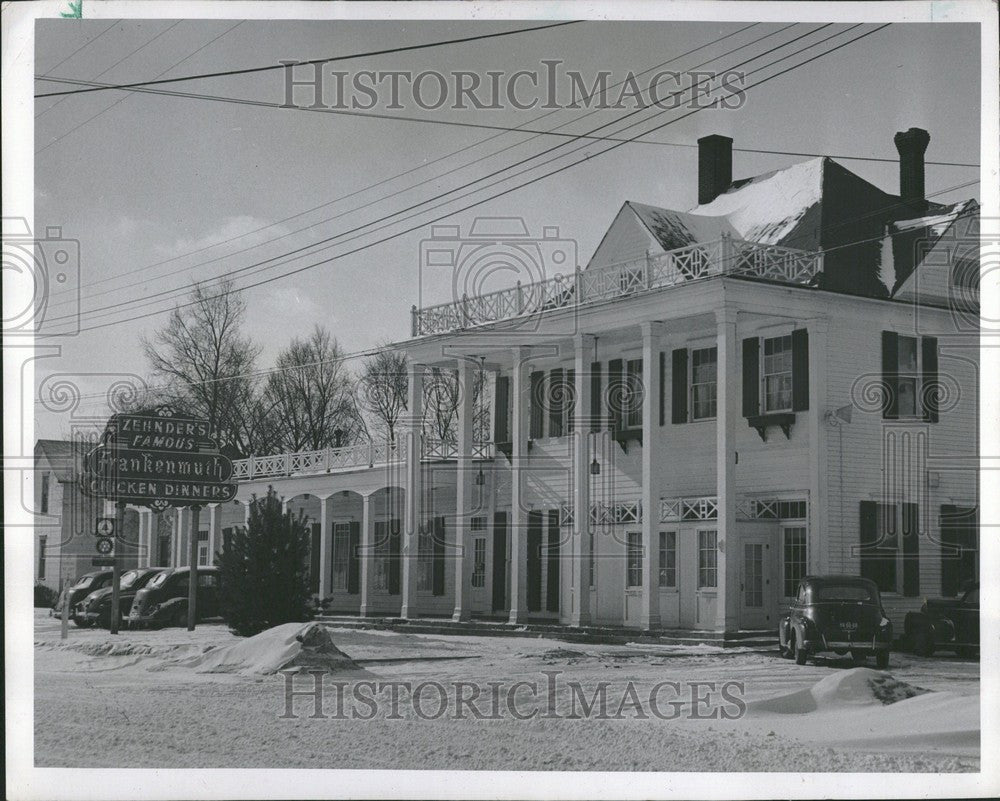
[[36, 20, 182, 121], [39, 72, 979, 171], [43, 22, 772, 311], [36, 21, 245, 154], [46, 23, 825, 325], [34, 21, 583, 98], [58, 25, 896, 333], [42, 183, 978, 410]]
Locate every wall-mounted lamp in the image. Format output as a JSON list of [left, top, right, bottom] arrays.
[[927, 471, 940, 488], [824, 404, 853, 425], [475, 467, 485, 486], [590, 457, 601, 476]]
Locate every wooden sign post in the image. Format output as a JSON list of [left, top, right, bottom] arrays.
[[187, 505, 202, 631]]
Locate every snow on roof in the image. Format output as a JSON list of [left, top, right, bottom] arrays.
[[687, 157, 826, 245], [892, 199, 976, 236], [627, 201, 739, 250]]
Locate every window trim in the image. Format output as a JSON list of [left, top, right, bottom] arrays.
[[895, 333, 922, 420]]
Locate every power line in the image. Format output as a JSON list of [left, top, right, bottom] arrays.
[[47, 23, 818, 326], [43, 23, 772, 312], [36, 20, 182, 121], [33, 21, 583, 98], [36, 21, 245, 154], [39, 72, 980, 171], [40, 183, 977, 409], [61, 25, 896, 333]]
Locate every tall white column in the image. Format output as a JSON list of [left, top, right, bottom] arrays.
[[807, 318, 829, 574], [319, 495, 334, 598], [453, 360, 476, 621], [359, 493, 374, 616], [173, 509, 186, 567], [207, 504, 221, 566], [716, 307, 739, 632], [137, 510, 148, 567], [400, 362, 424, 619], [570, 334, 594, 627], [640, 322, 664, 630], [508, 347, 531, 624]]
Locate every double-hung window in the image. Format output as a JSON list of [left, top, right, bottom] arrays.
[[331, 523, 351, 591], [762, 335, 793, 413], [690, 347, 717, 420], [782, 526, 807, 598]]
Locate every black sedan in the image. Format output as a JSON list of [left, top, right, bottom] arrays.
[[51, 570, 113, 627], [128, 566, 222, 628], [904, 583, 979, 658], [75, 567, 169, 628], [778, 575, 892, 669]]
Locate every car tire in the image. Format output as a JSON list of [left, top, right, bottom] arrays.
[[793, 636, 808, 665], [173, 608, 188, 628], [912, 629, 935, 657], [851, 650, 867, 664], [72, 617, 89, 628], [955, 646, 977, 659], [875, 650, 890, 670]]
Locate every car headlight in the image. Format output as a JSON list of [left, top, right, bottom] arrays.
[[149, 604, 160, 615], [880, 617, 891, 628]]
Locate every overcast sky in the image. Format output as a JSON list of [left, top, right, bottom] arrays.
[[33, 19, 980, 441]]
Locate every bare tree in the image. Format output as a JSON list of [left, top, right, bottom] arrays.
[[263, 326, 361, 451], [356, 348, 408, 443], [422, 366, 460, 442], [141, 278, 259, 457]]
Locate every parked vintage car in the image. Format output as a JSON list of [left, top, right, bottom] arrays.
[[127, 566, 222, 628], [75, 567, 169, 628], [778, 575, 892, 668], [904, 583, 979, 658], [51, 570, 113, 627]]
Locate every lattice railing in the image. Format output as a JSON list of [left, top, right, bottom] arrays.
[[660, 495, 719, 523], [412, 237, 822, 336]]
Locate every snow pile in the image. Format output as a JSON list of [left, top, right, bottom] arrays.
[[171, 622, 365, 676], [747, 668, 978, 757], [749, 668, 925, 714]]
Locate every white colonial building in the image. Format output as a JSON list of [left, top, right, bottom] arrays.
[[133, 128, 979, 636]]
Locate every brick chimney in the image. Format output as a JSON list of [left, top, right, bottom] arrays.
[[697, 134, 733, 205], [893, 127, 930, 212]]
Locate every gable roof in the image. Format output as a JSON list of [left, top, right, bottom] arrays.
[[35, 439, 86, 482], [628, 201, 739, 250]]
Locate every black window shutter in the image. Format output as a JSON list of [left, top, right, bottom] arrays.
[[671, 349, 688, 424], [529, 371, 545, 439], [742, 337, 760, 418], [658, 351, 666, 426], [859, 500, 879, 585], [791, 328, 809, 411], [494, 375, 510, 444], [526, 510, 543, 612], [882, 331, 899, 420], [921, 336, 939, 423], [347, 521, 361, 594], [566, 369, 576, 432], [432, 516, 446, 596], [901, 503, 919, 597], [549, 368, 564, 437], [589, 362, 602, 432], [388, 520, 401, 595], [608, 358, 624, 431]]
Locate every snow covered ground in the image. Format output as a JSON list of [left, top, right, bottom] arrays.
[[33, 610, 979, 771]]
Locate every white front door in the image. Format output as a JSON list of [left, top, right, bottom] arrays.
[[470, 533, 488, 612], [740, 536, 772, 629]]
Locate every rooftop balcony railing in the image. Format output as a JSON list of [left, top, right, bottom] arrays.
[[411, 236, 823, 337], [232, 437, 494, 482]]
